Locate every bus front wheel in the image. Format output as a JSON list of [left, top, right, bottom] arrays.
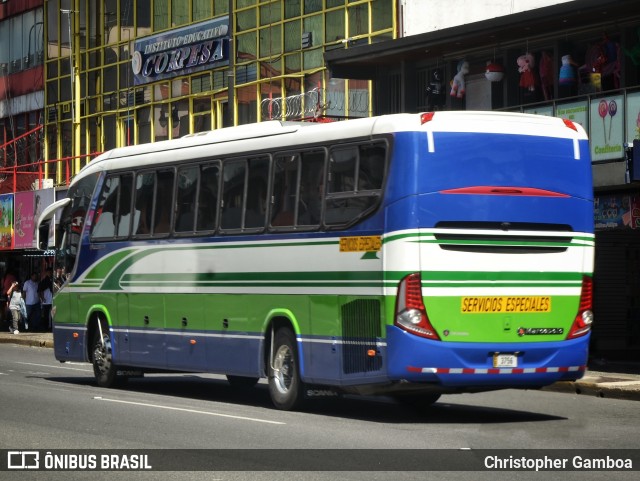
[[91, 328, 123, 388], [268, 328, 304, 411]]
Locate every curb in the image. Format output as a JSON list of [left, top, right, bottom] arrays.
[[0, 336, 54, 349], [542, 378, 640, 402]]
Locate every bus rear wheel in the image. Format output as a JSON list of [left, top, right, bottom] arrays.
[[268, 328, 304, 411], [91, 328, 124, 388]]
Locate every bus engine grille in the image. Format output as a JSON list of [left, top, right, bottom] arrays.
[[341, 299, 383, 374]]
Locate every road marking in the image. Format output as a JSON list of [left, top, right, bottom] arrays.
[[93, 396, 286, 425], [15, 361, 92, 372]]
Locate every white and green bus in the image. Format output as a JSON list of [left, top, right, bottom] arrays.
[[39, 111, 594, 410]]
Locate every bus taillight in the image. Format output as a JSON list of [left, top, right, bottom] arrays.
[[420, 112, 435, 124], [567, 276, 594, 340], [562, 118, 578, 131], [395, 273, 440, 340]]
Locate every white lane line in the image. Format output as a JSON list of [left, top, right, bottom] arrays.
[[15, 361, 92, 372], [93, 396, 286, 425]]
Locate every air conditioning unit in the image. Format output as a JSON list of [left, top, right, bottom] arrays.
[[32, 179, 54, 190]]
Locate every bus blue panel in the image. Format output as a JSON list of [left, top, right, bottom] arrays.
[[204, 334, 263, 377], [53, 324, 88, 363], [385, 192, 594, 232], [385, 326, 589, 388], [299, 335, 389, 386], [386, 131, 593, 203]]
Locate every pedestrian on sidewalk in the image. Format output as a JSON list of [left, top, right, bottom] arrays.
[[1, 268, 18, 328], [7, 281, 26, 334], [22, 272, 41, 332], [39, 267, 53, 332]]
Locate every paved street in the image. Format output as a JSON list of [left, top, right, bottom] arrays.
[[1, 341, 640, 480]]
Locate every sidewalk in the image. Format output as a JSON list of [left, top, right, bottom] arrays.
[[1, 331, 640, 401]]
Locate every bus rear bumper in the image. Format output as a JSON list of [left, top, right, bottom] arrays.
[[386, 326, 590, 389]]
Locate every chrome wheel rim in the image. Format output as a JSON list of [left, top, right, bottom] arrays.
[[272, 344, 293, 394], [93, 336, 112, 376]]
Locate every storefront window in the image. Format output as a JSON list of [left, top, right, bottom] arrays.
[[237, 8, 257, 32], [284, 20, 301, 53], [348, 4, 368, 38], [260, 2, 281, 25], [372, 0, 392, 32], [154, 0, 169, 31], [193, 98, 212, 133], [214, 0, 229, 16], [303, 14, 323, 46], [193, 0, 211, 21], [138, 106, 151, 144], [303, 48, 323, 70], [192, 73, 212, 94], [172, 1, 189, 28], [284, 52, 301, 73], [590, 95, 624, 162], [237, 85, 258, 125], [260, 25, 282, 58], [237, 31, 257, 62], [284, 0, 300, 19], [304, 0, 322, 15], [326, 10, 345, 43], [136, 0, 151, 36]]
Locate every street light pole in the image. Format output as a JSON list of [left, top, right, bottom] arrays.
[[61, 6, 80, 174], [60, 8, 74, 168]]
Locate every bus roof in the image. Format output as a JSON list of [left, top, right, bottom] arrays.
[[74, 112, 587, 182]]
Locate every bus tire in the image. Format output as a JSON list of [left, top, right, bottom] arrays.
[[226, 375, 259, 389], [91, 328, 124, 388], [268, 328, 304, 411]]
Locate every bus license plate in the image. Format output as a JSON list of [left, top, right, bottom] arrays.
[[493, 353, 518, 368]]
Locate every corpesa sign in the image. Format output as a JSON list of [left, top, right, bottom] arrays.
[[132, 17, 230, 85]]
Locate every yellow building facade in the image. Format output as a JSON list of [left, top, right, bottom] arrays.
[[44, 0, 395, 182]]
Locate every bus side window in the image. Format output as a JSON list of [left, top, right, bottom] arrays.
[[299, 150, 325, 227], [153, 169, 175, 236], [271, 154, 298, 228], [196, 162, 220, 232], [358, 145, 386, 191], [175, 166, 198, 233], [117, 174, 134, 238], [91, 173, 133, 239], [133, 172, 155, 236], [91, 176, 119, 239], [221, 160, 245, 230], [324, 143, 385, 227], [245, 156, 269, 229]]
